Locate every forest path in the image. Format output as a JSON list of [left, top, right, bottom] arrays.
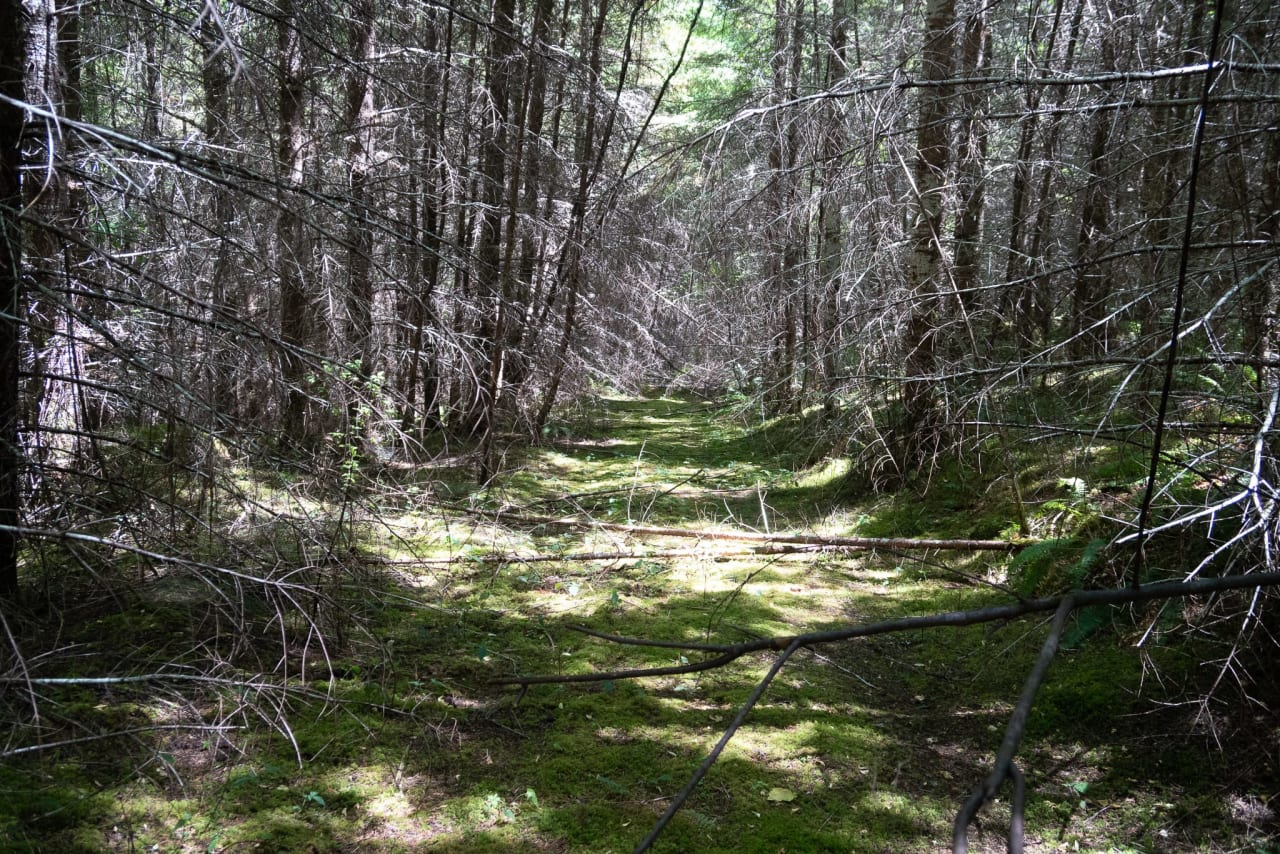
[[369, 395, 1230, 853], [62, 398, 1246, 854], [475, 395, 843, 535]]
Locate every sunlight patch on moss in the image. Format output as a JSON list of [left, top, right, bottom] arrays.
[[795, 456, 851, 490]]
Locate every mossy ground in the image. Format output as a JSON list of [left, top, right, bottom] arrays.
[[2, 396, 1277, 852]]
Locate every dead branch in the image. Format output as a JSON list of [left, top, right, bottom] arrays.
[[633, 638, 804, 854], [377, 541, 968, 567], [478, 510, 1026, 552], [497, 573, 1280, 688], [495, 571, 1280, 854], [954, 597, 1074, 853]]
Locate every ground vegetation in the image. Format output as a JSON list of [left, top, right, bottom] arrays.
[[0, 0, 1278, 849]]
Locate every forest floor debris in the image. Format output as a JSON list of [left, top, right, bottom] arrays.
[[2, 396, 1276, 853]]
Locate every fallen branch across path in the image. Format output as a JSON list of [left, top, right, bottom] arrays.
[[462, 509, 1027, 552], [494, 571, 1280, 853], [378, 541, 983, 567]]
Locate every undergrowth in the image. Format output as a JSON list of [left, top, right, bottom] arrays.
[[0, 394, 1275, 852]]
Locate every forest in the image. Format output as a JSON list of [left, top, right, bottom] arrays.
[[0, 0, 1278, 849]]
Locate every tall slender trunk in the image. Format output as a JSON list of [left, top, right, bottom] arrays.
[[951, 8, 989, 318], [1233, 3, 1279, 392], [198, 9, 236, 416], [899, 0, 954, 475], [472, 0, 517, 447], [533, 0, 609, 435], [1005, 0, 1079, 353], [817, 0, 852, 415], [508, 0, 555, 386], [0, 0, 24, 599], [344, 0, 377, 440], [763, 0, 803, 414], [276, 1, 312, 445], [1068, 4, 1120, 359]]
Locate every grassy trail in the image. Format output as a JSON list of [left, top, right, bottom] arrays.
[[7, 396, 1272, 853]]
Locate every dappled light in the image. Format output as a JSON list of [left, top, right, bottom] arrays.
[[1, 397, 1277, 850], [2, 0, 1279, 849]]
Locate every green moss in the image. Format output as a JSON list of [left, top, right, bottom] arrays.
[[0, 765, 112, 852], [1030, 646, 1143, 737], [7, 394, 1270, 853]]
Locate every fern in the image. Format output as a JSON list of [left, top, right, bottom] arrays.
[[1010, 536, 1109, 596], [1062, 604, 1112, 649], [1066, 538, 1109, 588], [1009, 538, 1073, 596]]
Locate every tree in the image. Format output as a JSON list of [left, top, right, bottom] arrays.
[[0, 0, 23, 600], [951, 5, 989, 317], [898, 0, 954, 474], [276, 0, 314, 447], [760, 0, 804, 414], [197, 2, 238, 418], [342, 0, 378, 443], [534, 0, 613, 433], [815, 0, 854, 415], [471, 0, 519, 448]]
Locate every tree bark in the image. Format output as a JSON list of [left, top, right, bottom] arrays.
[[899, 0, 954, 475], [483, 511, 1023, 552], [1068, 0, 1122, 359], [0, 0, 24, 599], [471, 0, 518, 448], [533, 0, 610, 437], [952, 8, 989, 317], [817, 0, 852, 415], [762, 0, 803, 415], [276, 1, 313, 446], [198, 7, 237, 417], [343, 0, 377, 442]]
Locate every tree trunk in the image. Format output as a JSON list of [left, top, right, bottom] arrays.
[[276, 1, 313, 446], [533, 0, 609, 437], [343, 0, 377, 442], [1068, 0, 1122, 359], [899, 0, 954, 475], [1025, 0, 1088, 353], [762, 0, 803, 414], [408, 5, 453, 436], [1069, 114, 1113, 358], [951, 8, 989, 318], [198, 8, 237, 417], [471, 0, 517, 447], [507, 0, 556, 390], [0, 0, 24, 599], [817, 0, 852, 416]]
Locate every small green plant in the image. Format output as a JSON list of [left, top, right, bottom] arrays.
[[1031, 477, 1101, 537], [1062, 604, 1113, 649], [1009, 536, 1108, 595], [483, 792, 515, 823], [594, 774, 630, 796], [542, 421, 575, 440], [329, 426, 363, 488]]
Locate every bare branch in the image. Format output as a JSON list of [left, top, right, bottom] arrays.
[[485, 512, 1024, 552], [501, 573, 1280, 851], [380, 539, 1020, 568], [495, 573, 1280, 689], [632, 637, 804, 854], [954, 597, 1074, 852], [1130, 0, 1229, 588]]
